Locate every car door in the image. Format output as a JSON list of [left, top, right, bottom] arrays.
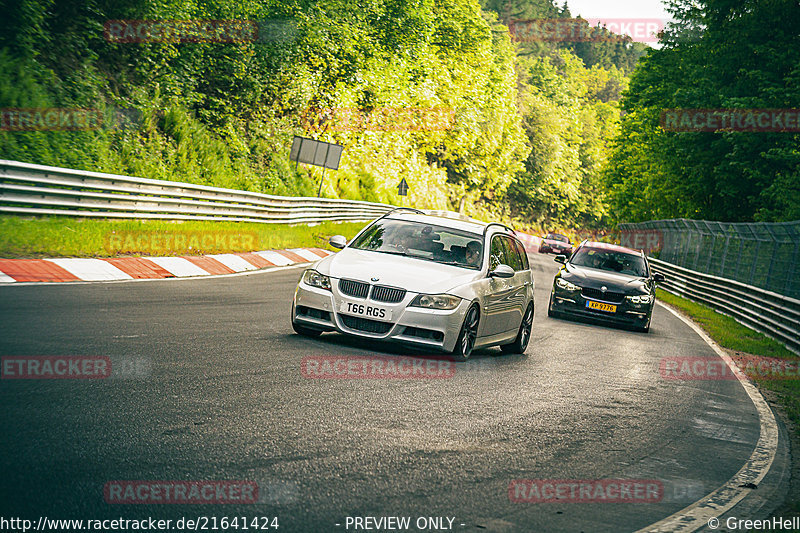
[[482, 234, 517, 337], [512, 237, 535, 304], [501, 236, 529, 332]]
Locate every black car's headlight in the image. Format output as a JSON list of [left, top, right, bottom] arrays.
[[409, 294, 461, 310], [555, 278, 581, 291], [302, 269, 331, 290], [626, 294, 653, 304]]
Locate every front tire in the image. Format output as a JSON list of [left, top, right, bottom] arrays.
[[452, 304, 480, 362], [501, 303, 534, 354]]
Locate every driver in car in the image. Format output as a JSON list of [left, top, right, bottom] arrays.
[[465, 241, 482, 268], [603, 256, 624, 272], [394, 227, 416, 251]]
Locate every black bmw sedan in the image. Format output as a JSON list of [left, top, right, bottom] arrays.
[[547, 241, 665, 332]]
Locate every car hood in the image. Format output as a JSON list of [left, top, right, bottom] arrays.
[[544, 240, 570, 247], [315, 248, 481, 294], [561, 263, 649, 293]]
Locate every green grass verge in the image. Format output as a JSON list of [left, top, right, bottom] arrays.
[[0, 216, 367, 258], [656, 288, 796, 360]]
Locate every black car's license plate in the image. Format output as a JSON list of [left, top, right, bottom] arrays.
[[586, 300, 617, 313]]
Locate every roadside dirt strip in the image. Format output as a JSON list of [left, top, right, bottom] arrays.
[[0, 248, 332, 283]]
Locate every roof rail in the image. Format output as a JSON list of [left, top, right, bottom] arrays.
[[483, 222, 516, 238], [377, 207, 426, 220]]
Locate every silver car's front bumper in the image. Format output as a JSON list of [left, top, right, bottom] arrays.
[[292, 279, 471, 353]]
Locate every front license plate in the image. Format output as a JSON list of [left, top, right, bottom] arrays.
[[586, 300, 617, 313], [340, 301, 392, 321]]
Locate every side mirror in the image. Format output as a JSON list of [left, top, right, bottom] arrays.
[[490, 264, 515, 278], [653, 272, 665, 283], [554, 255, 567, 264], [329, 235, 347, 249]]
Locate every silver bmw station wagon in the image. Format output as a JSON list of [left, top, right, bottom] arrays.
[[291, 209, 535, 361]]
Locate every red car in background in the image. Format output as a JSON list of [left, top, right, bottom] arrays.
[[539, 233, 573, 256]]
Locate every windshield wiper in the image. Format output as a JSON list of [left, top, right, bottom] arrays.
[[436, 260, 470, 267], [358, 249, 409, 257]]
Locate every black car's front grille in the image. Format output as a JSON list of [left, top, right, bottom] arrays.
[[340, 314, 393, 334], [339, 279, 370, 299], [371, 285, 406, 303], [582, 287, 625, 303]]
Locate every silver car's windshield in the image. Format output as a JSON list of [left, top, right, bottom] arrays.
[[350, 219, 484, 270], [570, 247, 647, 277]]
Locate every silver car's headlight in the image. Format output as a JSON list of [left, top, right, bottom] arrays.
[[626, 294, 652, 304], [302, 269, 331, 291], [409, 294, 461, 310], [555, 278, 581, 291]]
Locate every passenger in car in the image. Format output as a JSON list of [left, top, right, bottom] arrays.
[[450, 245, 467, 264]]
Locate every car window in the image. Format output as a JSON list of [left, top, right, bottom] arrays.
[[489, 235, 507, 271], [512, 238, 529, 270], [501, 237, 523, 271], [570, 247, 647, 277], [349, 218, 484, 270], [545, 233, 569, 243]]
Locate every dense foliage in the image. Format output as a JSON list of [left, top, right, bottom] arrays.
[[0, 0, 644, 228], [604, 0, 800, 223]]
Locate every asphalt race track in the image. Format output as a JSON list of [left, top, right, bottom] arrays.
[[0, 253, 786, 532]]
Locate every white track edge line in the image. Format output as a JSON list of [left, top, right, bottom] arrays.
[[636, 301, 779, 532]]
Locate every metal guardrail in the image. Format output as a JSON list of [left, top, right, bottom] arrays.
[[619, 218, 800, 300], [0, 160, 394, 224], [650, 257, 800, 355]]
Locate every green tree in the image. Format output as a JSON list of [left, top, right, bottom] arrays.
[[604, 0, 800, 223]]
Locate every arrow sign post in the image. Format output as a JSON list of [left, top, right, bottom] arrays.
[[397, 178, 409, 196]]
